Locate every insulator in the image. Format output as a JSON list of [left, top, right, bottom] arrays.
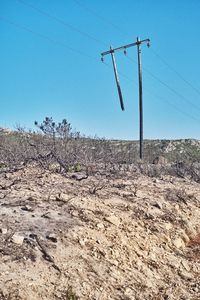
[[101, 56, 104, 62], [147, 42, 150, 48], [124, 49, 127, 55]]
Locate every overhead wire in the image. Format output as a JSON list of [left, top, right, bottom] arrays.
[[4, 1, 200, 125], [12, 0, 138, 109], [103, 54, 200, 123], [75, 0, 200, 97], [72, 0, 200, 122], [71, 0, 200, 121], [72, 0, 127, 37], [0, 14, 128, 97], [16, 0, 108, 47], [0, 14, 125, 80], [119, 58, 200, 123], [125, 54, 200, 114], [0, 16, 97, 61], [16, 0, 200, 106], [144, 87, 200, 123], [2, 15, 197, 124], [150, 48, 200, 96]]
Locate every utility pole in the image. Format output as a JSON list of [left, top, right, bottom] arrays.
[[137, 37, 144, 160], [110, 46, 125, 111], [101, 37, 150, 160]]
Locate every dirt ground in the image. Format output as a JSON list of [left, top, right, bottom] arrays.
[[0, 166, 200, 300]]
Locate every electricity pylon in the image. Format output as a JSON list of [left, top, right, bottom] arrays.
[[101, 37, 150, 160]]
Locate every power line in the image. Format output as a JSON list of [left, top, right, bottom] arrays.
[[0, 15, 130, 95], [148, 90, 200, 123], [124, 76, 200, 123], [72, 0, 127, 36], [18, 0, 200, 116], [0, 16, 97, 61], [0, 14, 124, 76], [16, 0, 108, 47], [112, 55, 200, 123], [103, 54, 200, 124], [126, 55, 200, 114], [151, 48, 200, 96], [106, 58, 200, 123], [2, 8, 199, 126], [72, 0, 200, 108]]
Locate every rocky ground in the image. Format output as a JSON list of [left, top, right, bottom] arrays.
[[0, 166, 199, 300]]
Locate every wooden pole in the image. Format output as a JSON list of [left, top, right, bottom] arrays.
[[110, 47, 125, 111], [137, 37, 143, 160]]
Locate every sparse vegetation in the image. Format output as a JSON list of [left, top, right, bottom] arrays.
[[0, 126, 199, 299], [0, 117, 200, 183]]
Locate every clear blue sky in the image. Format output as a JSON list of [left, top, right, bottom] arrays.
[[1, 0, 200, 140]]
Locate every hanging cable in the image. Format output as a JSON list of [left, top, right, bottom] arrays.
[[144, 88, 200, 123], [0, 16, 97, 61], [17, 0, 200, 114], [104, 57, 200, 123], [72, 0, 200, 110], [2, 6, 199, 125], [126, 55, 200, 114], [151, 48, 200, 96], [72, 0, 127, 37], [16, 0, 108, 47]]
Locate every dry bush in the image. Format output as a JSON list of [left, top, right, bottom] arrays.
[[0, 117, 199, 183], [165, 188, 192, 205]]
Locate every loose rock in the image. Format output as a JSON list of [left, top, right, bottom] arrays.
[[105, 215, 120, 227], [46, 233, 57, 243], [96, 222, 105, 229], [173, 237, 185, 249], [12, 234, 24, 245], [0, 228, 7, 234]]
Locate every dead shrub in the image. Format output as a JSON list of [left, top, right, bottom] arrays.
[[165, 188, 191, 205]]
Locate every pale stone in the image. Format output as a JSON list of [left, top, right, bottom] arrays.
[[96, 223, 105, 229], [71, 210, 79, 217], [173, 238, 185, 249], [110, 259, 119, 266], [21, 205, 34, 212], [164, 223, 173, 230], [105, 215, 120, 227], [181, 260, 190, 271], [154, 201, 162, 209], [12, 234, 24, 245], [79, 238, 87, 246], [179, 269, 193, 280], [168, 256, 180, 269], [0, 228, 7, 234], [124, 287, 136, 299], [153, 178, 160, 183], [180, 230, 190, 243]]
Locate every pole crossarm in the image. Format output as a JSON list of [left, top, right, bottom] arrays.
[[100, 36, 150, 160], [101, 38, 150, 56]]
